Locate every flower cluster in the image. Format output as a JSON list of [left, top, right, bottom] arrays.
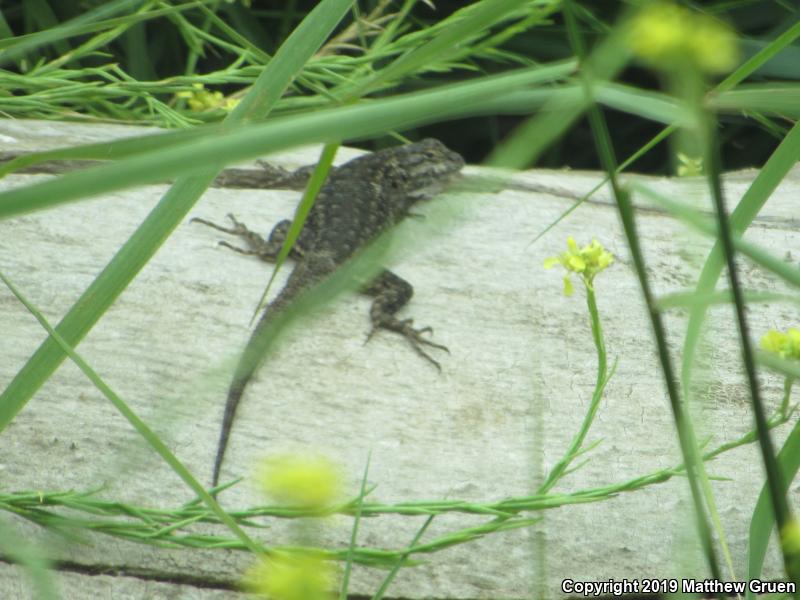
[[245, 452, 342, 598], [626, 2, 738, 74], [760, 328, 800, 360], [544, 237, 614, 296], [255, 453, 341, 509], [676, 152, 703, 177], [176, 83, 239, 112], [245, 551, 335, 600]]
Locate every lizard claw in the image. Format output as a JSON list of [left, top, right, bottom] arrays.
[[365, 318, 449, 370], [403, 327, 448, 372], [192, 214, 269, 257], [190, 213, 247, 236], [364, 326, 378, 346]]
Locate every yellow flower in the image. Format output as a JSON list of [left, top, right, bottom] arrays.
[[245, 551, 335, 600], [626, 2, 738, 74], [176, 83, 238, 112], [760, 328, 800, 360], [256, 453, 341, 508], [689, 19, 739, 74], [782, 519, 800, 555], [562, 274, 574, 297], [626, 3, 685, 64], [544, 237, 614, 295], [676, 153, 703, 177], [761, 329, 787, 356]]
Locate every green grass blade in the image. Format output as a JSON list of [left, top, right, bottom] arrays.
[[530, 125, 673, 244], [746, 417, 800, 600], [254, 142, 340, 322], [340, 452, 371, 600], [632, 183, 800, 291], [0, 4, 207, 54], [356, 0, 533, 95], [228, 0, 354, 120], [593, 81, 690, 126], [709, 85, 800, 116], [680, 120, 800, 398], [0, 0, 144, 65], [658, 289, 800, 311], [487, 28, 628, 168], [372, 515, 436, 600], [0, 124, 223, 178], [704, 111, 792, 580], [716, 21, 800, 93]]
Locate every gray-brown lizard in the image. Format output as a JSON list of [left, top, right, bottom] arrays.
[[192, 138, 464, 487]]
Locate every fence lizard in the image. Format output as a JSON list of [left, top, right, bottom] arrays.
[[192, 138, 464, 487]]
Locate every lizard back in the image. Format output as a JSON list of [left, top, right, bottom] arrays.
[[210, 138, 464, 487]]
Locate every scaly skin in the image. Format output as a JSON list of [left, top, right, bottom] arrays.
[[193, 139, 464, 487]]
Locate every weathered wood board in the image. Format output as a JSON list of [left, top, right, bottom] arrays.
[[1, 119, 798, 598]]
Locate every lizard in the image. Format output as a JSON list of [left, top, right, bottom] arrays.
[[191, 138, 465, 487]]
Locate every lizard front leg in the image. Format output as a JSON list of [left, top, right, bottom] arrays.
[[191, 214, 308, 262], [362, 270, 448, 370]]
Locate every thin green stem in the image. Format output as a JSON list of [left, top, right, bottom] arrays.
[[538, 284, 611, 494], [703, 112, 795, 582]]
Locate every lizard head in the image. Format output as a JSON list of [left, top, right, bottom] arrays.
[[378, 138, 465, 210]]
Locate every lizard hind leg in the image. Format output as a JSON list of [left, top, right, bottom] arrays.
[[362, 270, 448, 370]]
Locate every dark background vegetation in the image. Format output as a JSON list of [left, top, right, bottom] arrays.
[[2, 1, 798, 173]]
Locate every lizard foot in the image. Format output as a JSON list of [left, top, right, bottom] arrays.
[[191, 214, 281, 259], [190, 213, 248, 236], [365, 318, 449, 371]]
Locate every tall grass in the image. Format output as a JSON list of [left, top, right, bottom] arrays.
[[1, 1, 799, 597]]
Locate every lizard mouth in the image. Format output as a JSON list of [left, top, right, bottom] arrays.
[[408, 171, 463, 200]]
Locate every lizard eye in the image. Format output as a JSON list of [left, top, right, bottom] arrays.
[[389, 170, 408, 189]]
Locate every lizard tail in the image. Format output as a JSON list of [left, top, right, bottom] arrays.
[[210, 279, 300, 488], [211, 379, 247, 487], [211, 310, 276, 488]]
